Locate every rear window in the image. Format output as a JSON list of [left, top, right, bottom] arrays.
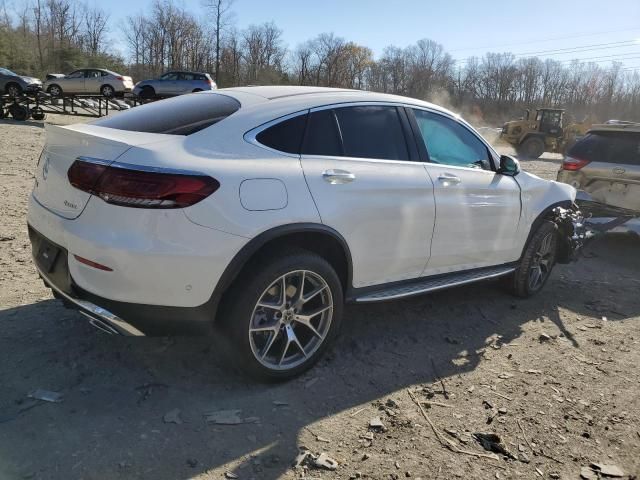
[[93, 93, 240, 135], [569, 132, 640, 166], [256, 114, 307, 154]]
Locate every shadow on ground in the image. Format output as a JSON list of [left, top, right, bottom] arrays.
[[0, 234, 638, 479]]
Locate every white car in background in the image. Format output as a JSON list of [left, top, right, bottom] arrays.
[[27, 86, 576, 379], [43, 68, 134, 97]]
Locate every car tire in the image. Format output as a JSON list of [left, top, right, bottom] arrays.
[[100, 85, 115, 97], [31, 107, 46, 120], [505, 220, 558, 298], [518, 137, 545, 159], [218, 249, 344, 381], [140, 86, 156, 100], [6, 83, 22, 97], [47, 84, 62, 97]]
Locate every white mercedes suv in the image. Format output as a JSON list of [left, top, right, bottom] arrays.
[[27, 86, 577, 379]]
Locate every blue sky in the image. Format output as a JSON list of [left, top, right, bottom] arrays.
[[105, 0, 640, 69]]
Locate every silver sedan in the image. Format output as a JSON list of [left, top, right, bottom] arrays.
[[43, 68, 134, 97]]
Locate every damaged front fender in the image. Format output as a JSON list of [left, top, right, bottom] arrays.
[[553, 191, 640, 263]]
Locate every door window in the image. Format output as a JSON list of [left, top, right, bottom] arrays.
[[302, 109, 343, 157], [86, 70, 101, 78], [66, 70, 84, 79], [334, 106, 409, 161], [412, 109, 492, 170], [161, 72, 179, 81], [181, 73, 196, 81]]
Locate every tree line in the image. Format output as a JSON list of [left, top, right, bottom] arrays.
[[1, 0, 639, 124]]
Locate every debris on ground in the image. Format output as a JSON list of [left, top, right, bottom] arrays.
[[472, 433, 517, 460], [292, 448, 338, 471], [28, 389, 63, 403], [163, 408, 182, 425], [369, 416, 387, 432], [224, 471, 239, 479], [588, 463, 625, 478], [203, 409, 255, 425]]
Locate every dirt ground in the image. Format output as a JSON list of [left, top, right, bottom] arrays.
[[1, 114, 639, 480]]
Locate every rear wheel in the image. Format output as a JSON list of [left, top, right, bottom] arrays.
[[219, 250, 343, 380], [506, 221, 558, 297], [518, 137, 545, 159], [100, 84, 115, 97]]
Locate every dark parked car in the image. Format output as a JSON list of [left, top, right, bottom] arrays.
[[0, 67, 42, 96], [133, 71, 217, 99]]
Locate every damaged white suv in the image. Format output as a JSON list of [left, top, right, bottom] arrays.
[[28, 86, 577, 379]]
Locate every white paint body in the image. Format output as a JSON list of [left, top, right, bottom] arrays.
[[27, 86, 576, 311]]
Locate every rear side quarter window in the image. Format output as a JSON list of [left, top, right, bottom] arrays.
[[255, 114, 308, 154]]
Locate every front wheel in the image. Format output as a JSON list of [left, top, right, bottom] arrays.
[[219, 250, 343, 380], [506, 221, 558, 297], [518, 137, 545, 159], [6, 83, 22, 97]]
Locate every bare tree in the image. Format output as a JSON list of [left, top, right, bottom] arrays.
[[202, 0, 233, 82]]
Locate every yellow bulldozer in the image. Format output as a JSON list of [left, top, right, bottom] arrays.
[[500, 108, 595, 159]]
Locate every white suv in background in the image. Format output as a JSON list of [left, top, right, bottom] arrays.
[[27, 87, 576, 379]]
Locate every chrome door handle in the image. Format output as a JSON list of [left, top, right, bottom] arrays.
[[437, 173, 461, 185], [322, 169, 356, 184]]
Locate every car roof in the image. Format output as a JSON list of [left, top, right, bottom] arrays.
[[589, 122, 640, 134], [217, 85, 454, 114]]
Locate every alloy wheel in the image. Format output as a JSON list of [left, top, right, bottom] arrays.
[[248, 270, 333, 371], [528, 232, 554, 290], [7, 85, 20, 97]]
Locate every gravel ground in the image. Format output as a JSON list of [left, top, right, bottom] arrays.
[[1, 114, 639, 480]]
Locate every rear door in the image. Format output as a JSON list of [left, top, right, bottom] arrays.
[[570, 131, 640, 211], [83, 69, 102, 93], [409, 108, 521, 274], [300, 104, 435, 288]]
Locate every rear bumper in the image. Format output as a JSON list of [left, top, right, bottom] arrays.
[[29, 225, 219, 336]]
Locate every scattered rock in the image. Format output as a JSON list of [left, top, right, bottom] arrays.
[[497, 408, 507, 415], [163, 408, 182, 425], [313, 452, 338, 470], [539, 333, 552, 342], [580, 466, 599, 480], [224, 471, 239, 479], [517, 452, 530, 464], [273, 400, 289, 407], [590, 463, 624, 477]]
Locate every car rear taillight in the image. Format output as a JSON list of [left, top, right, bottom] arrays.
[[67, 159, 219, 208], [561, 156, 590, 171], [115, 76, 124, 81]]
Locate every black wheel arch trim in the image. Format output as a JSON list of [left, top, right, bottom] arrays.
[[519, 200, 572, 262], [211, 222, 354, 309]]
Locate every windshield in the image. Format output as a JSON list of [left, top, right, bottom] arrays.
[[0, 68, 16, 76]]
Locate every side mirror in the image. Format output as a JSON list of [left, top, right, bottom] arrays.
[[498, 155, 521, 176]]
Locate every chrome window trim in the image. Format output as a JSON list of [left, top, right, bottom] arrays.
[[244, 109, 309, 158]]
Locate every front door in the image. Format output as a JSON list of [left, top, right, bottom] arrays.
[[300, 105, 435, 288], [64, 70, 86, 93], [409, 108, 522, 275]]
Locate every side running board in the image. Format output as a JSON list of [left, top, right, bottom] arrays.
[[353, 265, 516, 303]]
